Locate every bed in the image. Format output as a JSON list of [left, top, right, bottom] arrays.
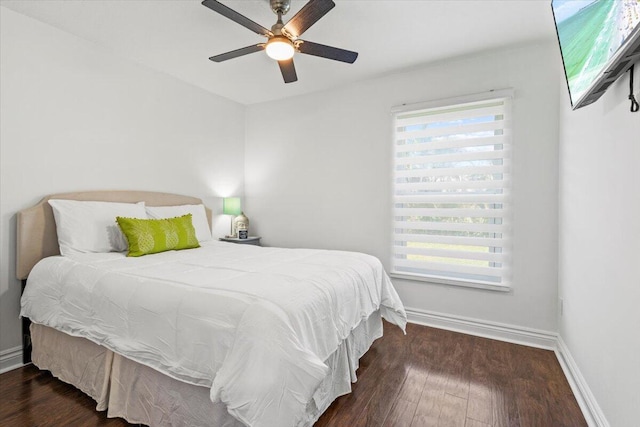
[[17, 191, 407, 427]]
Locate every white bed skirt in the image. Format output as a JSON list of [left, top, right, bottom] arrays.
[[30, 310, 384, 427]]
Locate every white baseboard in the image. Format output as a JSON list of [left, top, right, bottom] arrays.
[[405, 307, 608, 427], [405, 307, 558, 350], [0, 346, 23, 374], [555, 337, 609, 427]]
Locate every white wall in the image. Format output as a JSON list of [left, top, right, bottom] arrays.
[[0, 7, 245, 360], [245, 42, 560, 332], [558, 60, 640, 427]]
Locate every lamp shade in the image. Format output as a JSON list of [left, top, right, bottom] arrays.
[[223, 197, 241, 216]]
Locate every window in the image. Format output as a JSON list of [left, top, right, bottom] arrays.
[[391, 91, 512, 290]]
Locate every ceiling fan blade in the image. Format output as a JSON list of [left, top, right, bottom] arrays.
[[278, 58, 298, 83], [283, 0, 335, 38], [297, 40, 358, 64], [202, 0, 272, 37], [209, 44, 265, 62]]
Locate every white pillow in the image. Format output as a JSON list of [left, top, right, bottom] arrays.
[[145, 204, 212, 242], [48, 199, 147, 256]]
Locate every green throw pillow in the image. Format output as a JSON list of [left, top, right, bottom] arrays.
[[116, 214, 200, 257]]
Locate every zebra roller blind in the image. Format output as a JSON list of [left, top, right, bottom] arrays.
[[392, 92, 512, 289]]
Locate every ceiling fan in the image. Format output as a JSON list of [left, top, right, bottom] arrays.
[[201, 0, 358, 83]]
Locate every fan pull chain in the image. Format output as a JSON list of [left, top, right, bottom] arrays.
[[630, 64, 639, 113]]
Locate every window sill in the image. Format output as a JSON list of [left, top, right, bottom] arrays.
[[389, 272, 511, 292]]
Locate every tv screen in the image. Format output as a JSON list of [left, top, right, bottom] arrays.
[[552, 0, 640, 109]]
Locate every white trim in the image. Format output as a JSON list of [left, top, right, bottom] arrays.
[[555, 337, 609, 427], [391, 272, 511, 292], [405, 307, 608, 427], [405, 306, 557, 350], [0, 346, 24, 374], [391, 88, 514, 113]]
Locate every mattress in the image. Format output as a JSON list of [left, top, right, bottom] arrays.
[[21, 241, 406, 427]]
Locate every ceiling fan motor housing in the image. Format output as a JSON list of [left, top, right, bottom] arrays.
[[270, 0, 291, 15]]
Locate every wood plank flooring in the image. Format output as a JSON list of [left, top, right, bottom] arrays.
[[0, 322, 587, 426]]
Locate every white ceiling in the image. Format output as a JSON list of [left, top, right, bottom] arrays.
[[1, 0, 556, 105]]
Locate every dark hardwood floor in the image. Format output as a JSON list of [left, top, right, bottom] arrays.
[[0, 323, 586, 427]]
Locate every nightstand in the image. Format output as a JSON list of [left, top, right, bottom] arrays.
[[219, 236, 262, 246]]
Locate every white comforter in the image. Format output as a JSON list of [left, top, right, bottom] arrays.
[[20, 241, 406, 427]]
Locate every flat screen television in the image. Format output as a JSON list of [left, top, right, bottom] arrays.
[[552, 0, 640, 109]]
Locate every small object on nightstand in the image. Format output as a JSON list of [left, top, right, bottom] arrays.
[[232, 212, 249, 238], [219, 236, 261, 246], [238, 229, 248, 239]]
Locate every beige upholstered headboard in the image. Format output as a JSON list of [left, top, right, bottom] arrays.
[[16, 191, 213, 280]]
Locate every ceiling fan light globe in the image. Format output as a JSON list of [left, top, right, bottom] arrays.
[[266, 37, 295, 61]]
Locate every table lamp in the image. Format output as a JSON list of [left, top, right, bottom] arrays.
[[223, 197, 241, 237]]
